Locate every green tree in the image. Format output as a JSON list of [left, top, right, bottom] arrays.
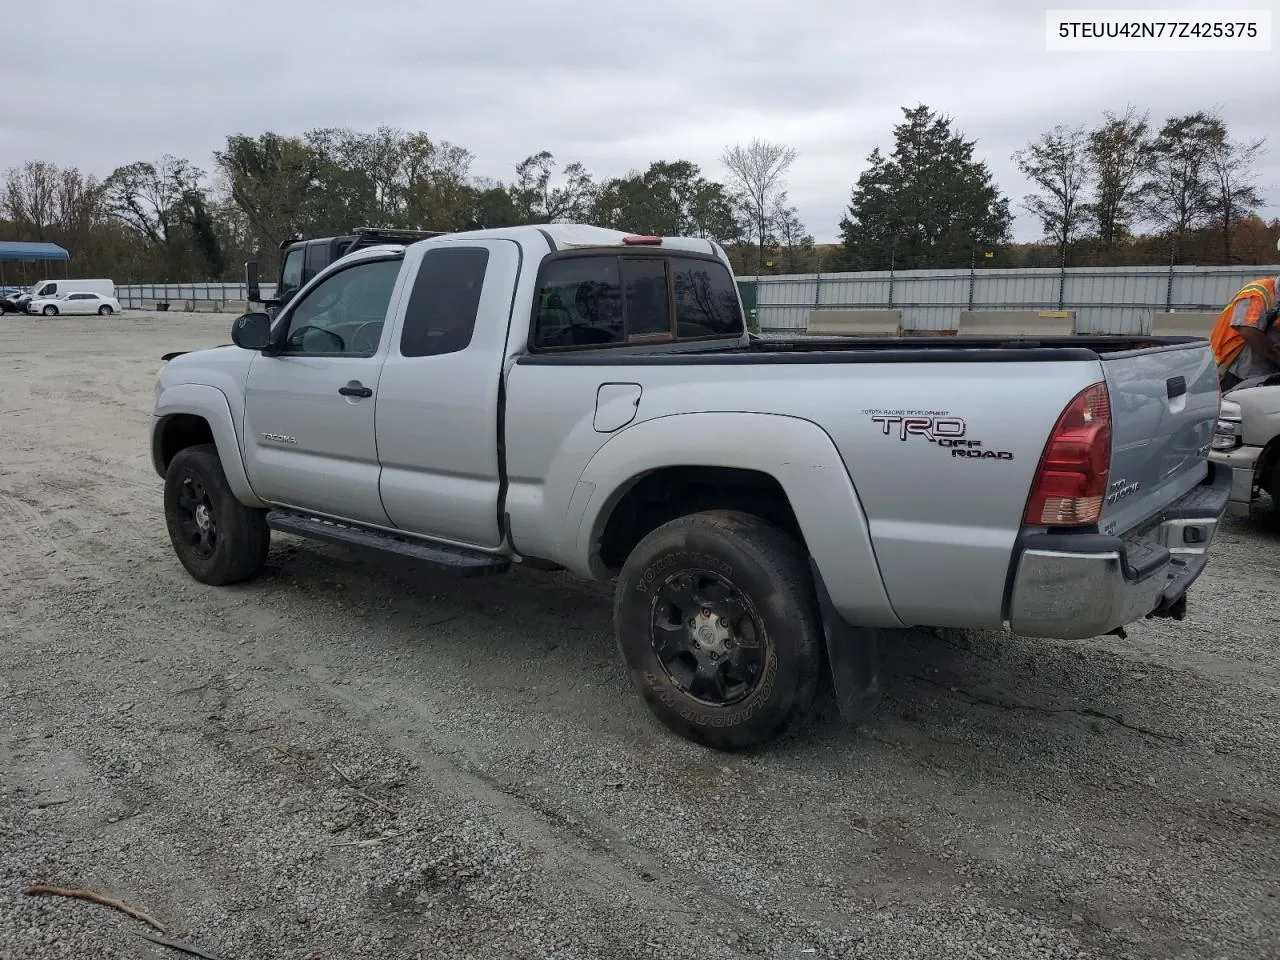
[[214, 132, 320, 263], [464, 177, 523, 230], [183, 190, 225, 278], [1085, 106, 1152, 249], [591, 160, 740, 241], [400, 132, 476, 231], [840, 105, 1012, 270], [1140, 112, 1222, 262], [509, 151, 597, 222]]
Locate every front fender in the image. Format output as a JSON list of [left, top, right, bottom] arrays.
[[566, 412, 903, 629], [151, 383, 265, 508]]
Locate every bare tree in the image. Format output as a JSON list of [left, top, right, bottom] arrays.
[[1013, 124, 1093, 265], [720, 139, 798, 273], [1085, 105, 1152, 249], [103, 154, 206, 248], [510, 151, 597, 223], [1207, 131, 1266, 263], [769, 193, 814, 272], [3, 160, 60, 240]]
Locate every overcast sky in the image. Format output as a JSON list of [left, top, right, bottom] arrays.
[[2, 0, 1276, 244]]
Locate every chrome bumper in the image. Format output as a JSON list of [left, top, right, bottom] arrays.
[[1007, 462, 1230, 639], [1208, 445, 1261, 517]]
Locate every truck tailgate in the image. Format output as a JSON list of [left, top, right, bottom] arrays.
[[1096, 341, 1219, 538]]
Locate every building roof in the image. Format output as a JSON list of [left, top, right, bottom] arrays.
[[0, 240, 70, 261]]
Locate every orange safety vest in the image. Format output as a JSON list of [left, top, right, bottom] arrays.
[[1211, 276, 1279, 374]]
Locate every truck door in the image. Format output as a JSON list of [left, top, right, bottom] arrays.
[[374, 238, 521, 548], [240, 252, 406, 526]]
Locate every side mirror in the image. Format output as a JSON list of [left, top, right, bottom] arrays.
[[231, 312, 273, 351], [245, 260, 260, 303]]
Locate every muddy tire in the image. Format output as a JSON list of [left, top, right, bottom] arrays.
[[614, 509, 825, 751], [164, 443, 269, 585]]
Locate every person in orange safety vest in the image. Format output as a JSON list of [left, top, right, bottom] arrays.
[[1211, 268, 1280, 391]]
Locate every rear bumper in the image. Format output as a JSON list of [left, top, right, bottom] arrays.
[[1208, 445, 1262, 517], [1006, 462, 1230, 639]]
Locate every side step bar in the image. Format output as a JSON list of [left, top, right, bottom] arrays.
[[265, 510, 511, 578]]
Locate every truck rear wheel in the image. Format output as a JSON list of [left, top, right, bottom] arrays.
[[164, 443, 269, 585], [614, 509, 825, 751]]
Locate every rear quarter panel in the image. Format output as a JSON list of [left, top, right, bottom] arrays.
[[504, 355, 1105, 630]]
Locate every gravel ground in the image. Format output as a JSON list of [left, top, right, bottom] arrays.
[[1, 311, 1278, 960]]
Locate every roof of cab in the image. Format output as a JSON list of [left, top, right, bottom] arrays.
[[424, 223, 722, 256]]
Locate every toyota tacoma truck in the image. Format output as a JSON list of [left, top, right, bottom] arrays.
[[150, 224, 1230, 750]]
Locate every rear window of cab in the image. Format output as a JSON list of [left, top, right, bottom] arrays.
[[531, 252, 744, 350]]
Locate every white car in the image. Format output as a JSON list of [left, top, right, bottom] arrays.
[[28, 292, 123, 317]]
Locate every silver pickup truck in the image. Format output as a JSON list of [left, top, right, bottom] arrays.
[[151, 224, 1230, 750]]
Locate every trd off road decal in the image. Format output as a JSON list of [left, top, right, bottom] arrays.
[[862, 409, 1015, 461]]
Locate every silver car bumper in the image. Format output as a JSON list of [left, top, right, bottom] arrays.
[[1208, 445, 1261, 517], [1007, 462, 1230, 639]]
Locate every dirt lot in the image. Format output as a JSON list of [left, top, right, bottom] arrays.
[[0, 311, 1278, 960]]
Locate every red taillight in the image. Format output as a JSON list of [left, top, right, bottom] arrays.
[[622, 235, 662, 245], [1023, 381, 1112, 527]]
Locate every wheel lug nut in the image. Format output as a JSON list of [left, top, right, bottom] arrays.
[[701, 607, 711, 617], [718, 617, 728, 627]]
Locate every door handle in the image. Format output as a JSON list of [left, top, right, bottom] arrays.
[[338, 381, 372, 398]]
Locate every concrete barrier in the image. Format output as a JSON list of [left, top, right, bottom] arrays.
[[221, 300, 248, 314], [805, 309, 903, 336], [1149, 310, 1218, 337], [957, 310, 1075, 337]]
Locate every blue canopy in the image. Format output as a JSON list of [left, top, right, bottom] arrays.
[[0, 241, 70, 261]]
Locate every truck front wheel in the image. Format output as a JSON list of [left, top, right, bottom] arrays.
[[614, 509, 825, 751], [163, 443, 269, 585]]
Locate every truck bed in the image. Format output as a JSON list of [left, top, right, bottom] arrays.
[[505, 332, 1219, 632]]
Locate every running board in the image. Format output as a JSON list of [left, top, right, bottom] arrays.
[[265, 510, 511, 577]]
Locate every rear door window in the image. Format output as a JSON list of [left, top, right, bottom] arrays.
[[279, 249, 304, 297], [671, 256, 745, 338], [533, 257, 624, 348], [399, 246, 490, 357], [532, 253, 742, 350], [621, 258, 671, 337], [304, 242, 330, 283]]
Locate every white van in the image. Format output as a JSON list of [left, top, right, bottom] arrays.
[[27, 278, 116, 300]]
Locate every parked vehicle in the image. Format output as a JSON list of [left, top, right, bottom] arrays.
[[150, 224, 1229, 750], [28, 292, 122, 316], [6, 278, 116, 313], [1210, 373, 1280, 515], [246, 226, 446, 319], [0, 287, 29, 313]]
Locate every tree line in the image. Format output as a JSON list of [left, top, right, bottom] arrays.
[[841, 104, 1275, 271], [1, 104, 1274, 284]]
